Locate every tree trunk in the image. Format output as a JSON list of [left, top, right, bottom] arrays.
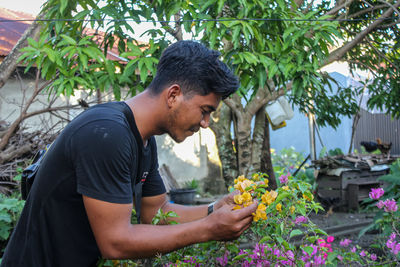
[[249, 105, 267, 174], [261, 117, 277, 190], [236, 115, 253, 177], [209, 102, 237, 188]]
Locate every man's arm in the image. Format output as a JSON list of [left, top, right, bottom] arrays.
[[140, 191, 239, 224], [83, 195, 256, 260]]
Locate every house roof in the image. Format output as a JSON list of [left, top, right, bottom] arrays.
[[0, 7, 133, 62], [0, 8, 34, 56]]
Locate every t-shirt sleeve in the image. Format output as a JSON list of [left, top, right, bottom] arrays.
[[142, 137, 166, 197], [70, 120, 135, 204]]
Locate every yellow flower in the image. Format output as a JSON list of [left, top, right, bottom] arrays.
[[242, 192, 252, 202], [270, 190, 278, 199], [233, 205, 242, 210], [282, 186, 289, 191], [257, 203, 267, 211], [253, 204, 268, 222], [234, 194, 244, 205], [290, 206, 295, 214], [234, 179, 254, 193], [261, 190, 278, 205], [234, 175, 246, 184], [303, 193, 314, 202], [276, 203, 282, 212]]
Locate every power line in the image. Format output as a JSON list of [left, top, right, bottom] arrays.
[[0, 16, 398, 23]]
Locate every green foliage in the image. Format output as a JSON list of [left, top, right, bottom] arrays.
[[272, 147, 315, 185], [0, 194, 25, 242], [151, 208, 179, 225], [183, 179, 199, 191]]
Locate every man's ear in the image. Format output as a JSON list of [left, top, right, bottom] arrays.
[[166, 84, 182, 108]]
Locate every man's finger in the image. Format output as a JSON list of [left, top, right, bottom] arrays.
[[232, 201, 258, 219]]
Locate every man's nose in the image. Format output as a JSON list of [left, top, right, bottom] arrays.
[[200, 114, 210, 128]]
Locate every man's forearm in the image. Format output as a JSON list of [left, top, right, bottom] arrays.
[[161, 202, 208, 223], [110, 218, 211, 259]]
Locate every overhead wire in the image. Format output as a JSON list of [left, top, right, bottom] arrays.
[[0, 16, 398, 23]]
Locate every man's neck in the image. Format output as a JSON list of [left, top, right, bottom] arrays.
[[124, 91, 164, 143]]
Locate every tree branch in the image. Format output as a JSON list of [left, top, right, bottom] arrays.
[[324, 1, 400, 67]]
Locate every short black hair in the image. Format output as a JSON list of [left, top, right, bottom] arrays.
[[147, 40, 239, 99]]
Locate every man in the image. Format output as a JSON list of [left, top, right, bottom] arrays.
[[1, 40, 257, 266]]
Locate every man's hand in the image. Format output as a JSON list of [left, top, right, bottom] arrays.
[[213, 190, 240, 210], [205, 200, 257, 241]]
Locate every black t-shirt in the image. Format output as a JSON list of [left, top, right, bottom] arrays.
[[1, 102, 166, 267]]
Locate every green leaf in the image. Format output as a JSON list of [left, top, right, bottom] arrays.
[[289, 229, 303, 238], [303, 246, 314, 256], [314, 228, 328, 236], [232, 253, 249, 261], [60, 0, 68, 14], [259, 236, 272, 243], [60, 34, 77, 46], [226, 243, 239, 254], [275, 192, 291, 203]]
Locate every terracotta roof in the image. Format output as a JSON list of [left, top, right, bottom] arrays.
[[0, 8, 34, 56], [0, 7, 138, 62]]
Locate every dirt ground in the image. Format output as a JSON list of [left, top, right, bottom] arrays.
[[309, 211, 382, 251]]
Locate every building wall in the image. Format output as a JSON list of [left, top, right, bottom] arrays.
[[354, 109, 400, 155]]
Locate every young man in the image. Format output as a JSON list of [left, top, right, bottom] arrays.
[[1, 41, 257, 266]]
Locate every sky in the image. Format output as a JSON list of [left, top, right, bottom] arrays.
[[0, 0, 46, 15]]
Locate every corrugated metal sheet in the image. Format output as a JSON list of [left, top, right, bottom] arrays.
[[354, 109, 400, 155]]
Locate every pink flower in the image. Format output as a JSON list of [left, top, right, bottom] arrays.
[[279, 174, 289, 184], [359, 250, 366, 257], [339, 239, 352, 247], [327, 236, 334, 243], [337, 255, 343, 261], [390, 233, 397, 241], [370, 253, 377, 261], [394, 243, 400, 255], [369, 188, 384, 200], [295, 216, 308, 224], [376, 200, 385, 209], [383, 199, 398, 212], [351, 246, 357, 253], [387, 239, 395, 249]]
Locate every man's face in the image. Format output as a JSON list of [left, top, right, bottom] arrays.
[[167, 92, 221, 143]]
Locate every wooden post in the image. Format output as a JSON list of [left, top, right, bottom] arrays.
[[348, 184, 359, 210]]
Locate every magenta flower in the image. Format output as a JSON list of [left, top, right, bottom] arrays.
[[370, 253, 377, 261], [376, 200, 385, 209], [383, 199, 398, 212], [327, 236, 334, 243], [337, 255, 343, 261], [387, 239, 395, 249], [369, 188, 384, 200], [294, 216, 308, 224], [359, 250, 366, 257], [279, 174, 289, 184], [351, 246, 357, 253], [393, 243, 400, 255], [390, 233, 397, 241], [339, 238, 352, 247]]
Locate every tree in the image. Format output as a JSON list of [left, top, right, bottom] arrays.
[[18, 0, 399, 189]]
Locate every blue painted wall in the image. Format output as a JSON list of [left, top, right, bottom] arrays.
[[269, 72, 360, 157]]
